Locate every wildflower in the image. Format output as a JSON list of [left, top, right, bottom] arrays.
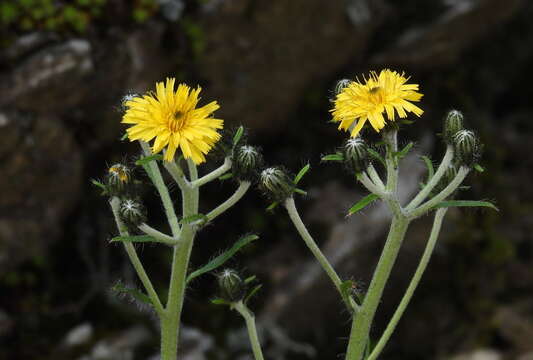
[[122, 78, 223, 164], [331, 69, 424, 137]]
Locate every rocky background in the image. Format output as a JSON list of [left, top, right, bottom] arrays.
[[1, 0, 532, 359]]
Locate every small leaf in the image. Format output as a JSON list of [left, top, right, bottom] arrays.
[[120, 133, 128, 141], [367, 148, 386, 168], [186, 234, 260, 283], [321, 153, 344, 162], [110, 235, 155, 243], [473, 164, 485, 173], [294, 163, 310, 185], [218, 173, 233, 181], [111, 282, 152, 305], [244, 284, 263, 304], [294, 188, 307, 195], [179, 214, 208, 225], [232, 126, 244, 146], [347, 194, 380, 216], [211, 298, 231, 305], [433, 200, 499, 212], [266, 202, 279, 211], [400, 119, 415, 125], [340, 280, 354, 309], [420, 156, 435, 181], [135, 154, 163, 166], [244, 275, 257, 284], [395, 142, 414, 159], [91, 179, 106, 191]]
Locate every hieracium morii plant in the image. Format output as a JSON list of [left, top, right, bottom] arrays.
[[95, 70, 497, 360]]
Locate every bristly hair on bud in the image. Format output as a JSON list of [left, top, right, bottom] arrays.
[[119, 198, 146, 230], [118, 92, 140, 113], [334, 79, 352, 96], [107, 163, 132, 196], [217, 269, 246, 302], [443, 110, 464, 144], [453, 129, 482, 168], [342, 137, 370, 174], [232, 145, 264, 182], [259, 166, 295, 203]]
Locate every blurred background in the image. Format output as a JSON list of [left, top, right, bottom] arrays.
[[0, 0, 532, 359]]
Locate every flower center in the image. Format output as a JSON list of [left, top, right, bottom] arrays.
[[368, 86, 384, 104], [168, 111, 186, 132]]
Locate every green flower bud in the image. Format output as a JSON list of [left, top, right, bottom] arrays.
[[342, 137, 370, 174], [453, 129, 482, 167], [334, 79, 352, 95], [119, 199, 146, 228], [259, 167, 295, 202], [217, 269, 246, 302], [233, 145, 264, 182], [443, 110, 464, 144], [107, 163, 132, 196]]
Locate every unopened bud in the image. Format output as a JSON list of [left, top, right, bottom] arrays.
[[120, 92, 140, 112], [107, 163, 132, 195], [217, 269, 246, 302], [343, 137, 370, 174], [119, 199, 146, 228], [233, 145, 263, 182], [334, 79, 352, 95], [453, 129, 482, 167], [443, 110, 464, 144], [259, 167, 295, 202]]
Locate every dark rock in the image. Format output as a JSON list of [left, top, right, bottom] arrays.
[[0, 111, 82, 272]]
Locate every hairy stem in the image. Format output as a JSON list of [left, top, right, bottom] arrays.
[[406, 146, 454, 210], [206, 181, 251, 221], [234, 301, 265, 360], [110, 197, 164, 315], [345, 215, 410, 360], [285, 197, 358, 312], [191, 157, 232, 187], [368, 208, 448, 360]]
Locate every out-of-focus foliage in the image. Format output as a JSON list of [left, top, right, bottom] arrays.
[[0, 0, 159, 36]]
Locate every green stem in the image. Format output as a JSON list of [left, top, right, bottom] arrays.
[[383, 130, 399, 193], [359, 172, 387, 197], [160, 161, 199, 360], [345, 215, 410, 360], [284, 197, 358, 312], [109, 197, 164, 315], [406, 146, 454, 210], [234, 301, 265, 360], [191, 157, 232, 187], [367, 164, 385, 189], [407, 167, 469, 219], [367, 208, 448, 360], [206, 181, 251, 221], [138, 223, 179, 246], [140, 142, 181, 237]]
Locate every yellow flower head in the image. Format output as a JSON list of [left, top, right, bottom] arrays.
[[122, 78, 223, 164], [331, 69, 423, 137]]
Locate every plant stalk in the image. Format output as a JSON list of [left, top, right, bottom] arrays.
[[234, 301, 265, 360], [367, 208, 448, 360], [345, 215, 410, 360]]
